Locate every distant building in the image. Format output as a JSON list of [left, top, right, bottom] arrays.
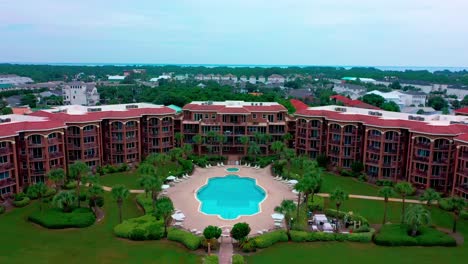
[[258, 75, 266, 83], [330, 95, 380, 110], [108, 75, 126, 81], [195, 74, 204, 81], [11, 106, 32, 115], [342, 77, 376, 84], [240, 75, 248, 82], [333, 83, 367, 99], [455, 107, 468, 116], [123, 69, 146, 76], [248, 75, 257, 84], [150, 75, 171, 82], [175, 74, 188, 81], [400, 106, 437, 115], [366, 90, 427, 107], [287, 89, 315, 104], [268, 74, 285, 84], [62, 82, 100, 106], [0, 74, 33, 85]]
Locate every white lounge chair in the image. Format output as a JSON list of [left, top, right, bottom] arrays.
[[217, 163, 221, 167], [312, 225, 318, 231], [190, 229, 197, 233], [205, 165, 209, 168], [221, 162, 225, 166], [257, 230, 264, 235], [247, 163, 251, 167]]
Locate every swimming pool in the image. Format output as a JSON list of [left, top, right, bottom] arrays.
[[196, 175, 266, 220], [226, 167, 240, 172]]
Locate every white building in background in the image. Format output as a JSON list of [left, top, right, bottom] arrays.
[[267, 74, 285, 84], [366, 90, 428, 108], [248, 75, 257, 84], [0, 74, 33, 85], [240, 75, 248, 82], [107, 75, 126, 81], [258, 75, 266, 83], [333, 83, 367, 99], [63, 82, 100, 106]]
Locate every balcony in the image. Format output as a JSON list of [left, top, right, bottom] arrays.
[[83, 130, 97, 136], [84, 142, 96, 149], [184, 129, 198, 134], [112, 137, 124, 143], [367, 146, 380, 153], [67, 143, 81, 150], [434, 145, 450, 150], [0, 147, 12, 154], [84, 154, 98, 160], [28, 141, 43, 147], [0, 178, 16, 188], [0, 162, 14, 170], [31, 170, 46, 176], [367, 134, 382, 141], [433, 159, 448, 165], [30, 155, 45, 161], [382, 162, 398, 168], [49, 152, 63, 159], [415, 142, 431, 149], [162, 121, 172, 126], [366, 159, 379, 165], [413, 170, 428, 177], [127, 148, 139, 154], [414, 156, 429, 162], [48, 138, 60, 145], [112, 149, 124, 154]]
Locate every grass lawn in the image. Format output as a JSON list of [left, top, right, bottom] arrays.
[[247, 198, 468, 264], [0, 192, 201, 264], [320, 173, 380, 196], [99, 171, 142, 190]]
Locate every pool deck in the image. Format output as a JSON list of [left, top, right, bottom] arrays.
[[166, 165, 296, 235]]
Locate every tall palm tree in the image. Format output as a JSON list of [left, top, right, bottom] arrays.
[[395, 181, 415, 224], [148, 176, 162, 212], [182, 143, 193, 159], [302, 172, 322, 211], [378, 186, 396, 224], [138, 162, 156, 176], [294, 180, 306, 220], [155, 154, 171, 167], [271, 141, 285, 157], [87, 184, 104, 209], [283, 148, 296, 177], [254, 132, 264, 145], [248, 142, 261, 163], [68, 161, 90, 207], [111, 184, 130, 224], [193, 134, 203, 155], [240, 135, 250, 156], [169, 147, 184, 166], [216, 133, 227, 156], [419, 188, 441, 208], [405, 204, 431, 237], [138, 174, 154, 198], [47, 168, 65, 191], [53, 191, 77, 213], [34, 182, 48, 212], [447, 196, 467, 233], [330, 187, 349, 232], [154, 197, 174, 237], [274, 199, 297, 238], [174, 132, 183, 147], [282, 133, 293, 146]]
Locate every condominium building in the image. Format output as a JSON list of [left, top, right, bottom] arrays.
[[62, 81, 100, 106]]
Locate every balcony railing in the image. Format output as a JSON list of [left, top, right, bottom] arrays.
[[0, 147, 12, 154], [49, 152, 63, 159], [0, 178, 16, 187], [48, 138, 60, 145], [0, 162, 13, 170], [414, 156, 429, 162], [29, 155, 45, 161]]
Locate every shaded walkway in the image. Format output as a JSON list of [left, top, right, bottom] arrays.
[[317, 193, 432, 205]]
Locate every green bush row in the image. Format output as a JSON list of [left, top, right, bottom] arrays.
[[374, 224, 456, 247], [63, 181, 77, 190], [376, 179, 395, 187], [136, 193, 154, 214], [0, 205, 5, 214], [113, 215, 164, 240], [461, 210, 468, 220], [438, 198, 454, 211], [324, 208, 369, 226], [204, 255, 219, 264], [232, 254, 244, 264], [167, 228, 202, 250], [290, 230, 374, 243], [97, 164, 129, 175], [242, 155, 276, 168], [28, 208, 95, 229], [308, 195, 324, 211], [252, 230, 288, 248], [13, 197, 30, 207]]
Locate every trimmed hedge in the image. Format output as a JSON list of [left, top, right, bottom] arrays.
[[376, 179, 395, 187], [461, 210, 468, 220], [438, 198, 454, 211], [136, 193, 153, 214], [324, 208, 369, 226], [374, 224, 456, 247], [13, 197, 30, 207], [290, 230, 374, 243], [232, 254, 244, 264], [252, 230, 288, 248], [204, 255, 219, 264], [0, 205, 5, 214], [167, 228, 202, 250], [114, 214, 164, 240], [308, 195, 324, 211], [63, 181, 77, 190], [28, 207, 95, 229]]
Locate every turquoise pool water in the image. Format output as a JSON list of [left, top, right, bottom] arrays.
[[226, 167, 240, 172], [196, 175, 266, 220]]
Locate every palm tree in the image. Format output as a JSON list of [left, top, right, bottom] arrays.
[[294, 180, 306, 220], [138, 162, 156, 176], [47, 168, 65, 191], [282, 133, 293, 146], [111, 184, 130, 224], [34, 182, 48, 212], [53, 191, 77, 213], [302, 172, 322, 211], [138, 174, 154, 198], [193, 134, 203, 155], [240, 136, 250, 156], [87, 184, 104, 209], [283, 148, 296, 177], [271, 141, 285, 157], [216, 133, 227, 156], [405, 204, 431, 236], [395, 182, 415, 224], [68, 161, 90, 207], [274, 199, 297, 237], [447, 196, 467, 233], [154, 197, 174, 237], [169, 148, 184, 166], [182, 143, 193, 159], [419, 188, 441, 208], [248, 142, 261, 163], [148, 176, 162, 212], [330, 187, 349, 231], [174, 132, 183, 147], [155, 154, 171, 168], [254, 132, 264, 145], [378, 186, 396, 224]]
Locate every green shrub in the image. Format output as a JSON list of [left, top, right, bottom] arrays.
[[43, 188, 57, 198], [232, 254, 244, 264], [324, 209, 369, 226], [0, 205, 5, 214], [252, 230, 288, 248], [13, 197, 30, 207], [63, 181, 77, 190], [240, 238, 257, 252], [13, 192, 26, 201], [358, 174, 367, 182], [167, 228, 202, 250], [376, 179, 395, 187], [289, 230, 374, 243], [136, 193, 154, 214], [461, 210, 468, 220], [438, 198, 454, 211], [340, 169, 354, 177], [114, 215, 164, 240], [28, 207, 95, 229], [308, 195, 324, 211], [354, 225, 371, 233], [316, 154, 329, 168], [374, 224, 456, 247], [89, 196, 104, 208], [204, 255, 219, 264]]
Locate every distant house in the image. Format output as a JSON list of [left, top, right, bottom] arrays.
[[62, 81, 100, 106], [258, 75, 266, 83], [400, 91, 427, 106], [175, 74, 188, 81], [11, 106, 32, 115], [330, 95, 380, 110], [333, 83, 367, 99], [288, 89, 315, 104], [195, 74, 204, 81], [0, 74, 33, 85], [108, 75, 126, 81], [342, 77, 376, 84], [455, 107, 468, 116], [240, 75, 248, 82], [150, 74, 171, 82], [400, 106, 436, 115], [248, 75, 257, 84], [268, 74, 285, 84]]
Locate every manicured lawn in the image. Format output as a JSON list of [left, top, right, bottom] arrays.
[[99, 171, 142, 190], [0, 192, 201, 264], [320, 173, 380, 196], [247, 198, 468, 264]]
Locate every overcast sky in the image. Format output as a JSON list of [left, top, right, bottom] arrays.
[[1, 0, 467, 66]]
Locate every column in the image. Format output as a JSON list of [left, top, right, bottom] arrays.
[[451, 145, 460, 196], [11, 141, 20, 193], [378, 130, 385, 179], [426, 139, 435, 189]]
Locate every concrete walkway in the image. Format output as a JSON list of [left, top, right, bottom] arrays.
[[218, 239, 233, 264], [84, 183, 144, 194], [316, 193, 431, 205]]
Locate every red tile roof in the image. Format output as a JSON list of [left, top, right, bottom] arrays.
[[290, 99, 309, 111], [455, 133, 468, 144], [330, 95, 380, 110], [454, 107, 468, 115], [0, 120, 66, 138], [11, 107, 32, 115]]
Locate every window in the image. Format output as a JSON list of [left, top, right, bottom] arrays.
[[48, 133, 57, 139], [83, 125, 94, 131], [30, 135, 42, 144], [84, 137, 95, 143], [0, 142, 7, 148], [262, 114, 266, 119], [204, 114, 209, 119], [0, 156, 7, 163], [253, 114, 257, 119], [48, 145, 58, 153], [212, 114, 216, 119], [0, 171, 9, 180]]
